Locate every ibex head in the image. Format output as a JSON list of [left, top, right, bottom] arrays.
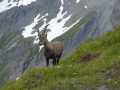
[[37, 24, 49, 46]]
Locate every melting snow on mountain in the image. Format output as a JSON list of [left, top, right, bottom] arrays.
[[22, 0, 83, 45], [0, 0, 83, 46], [76, 0, 80, 3], [22, 13, 41, 38], [22, 0, 69, 42], [0, 0, 36, 13], [85, 6, 88, 9]]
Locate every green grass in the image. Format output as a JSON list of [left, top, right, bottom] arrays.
[[0, 34, 9, 49], [0, 60, 8, 73], [29, 47, 39, 57], [17, 36, 34, 46], [5, 31, 21, 45], [1, 25, 120, 90], [0, 69, 9, 88], [0, 31, 21, 49]]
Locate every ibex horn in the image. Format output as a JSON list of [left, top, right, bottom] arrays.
[[42, 24, 50, 35]]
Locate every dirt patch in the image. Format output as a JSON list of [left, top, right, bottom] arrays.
[[79, 52, 101, 63]]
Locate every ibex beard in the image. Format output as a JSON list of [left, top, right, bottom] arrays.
[[37, 24, 63, 66]]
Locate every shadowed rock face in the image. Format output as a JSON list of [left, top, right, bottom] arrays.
[[62, 0, 116, 58], [111, 0, 120, 27], [0, 0, 119, 87]]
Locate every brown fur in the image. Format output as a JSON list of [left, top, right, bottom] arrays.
[[37, 25, 63, 66]]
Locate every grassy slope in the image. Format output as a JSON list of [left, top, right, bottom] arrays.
[[1, 25, 120, 90]]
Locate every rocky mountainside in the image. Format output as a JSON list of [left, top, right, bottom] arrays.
[[0, 0, 120, 87]]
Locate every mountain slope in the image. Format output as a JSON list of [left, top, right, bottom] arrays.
[[2, 25, 120, 90], [0, 0, 120, 88]]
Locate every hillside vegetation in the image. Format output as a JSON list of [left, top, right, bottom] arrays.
[[1, 25, 120, 90]]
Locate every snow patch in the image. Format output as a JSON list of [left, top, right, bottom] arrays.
[[46, 0, 72, 41], [85, 5, 88, 9], [76, 0, 80, 3], [16, 75, 22, 80], [16, 77, 20, 80], [17, 0, 36, 6], [22, 0, 83, 49], [22, 0, 71, 42], [22, 13, 48, 38], [0, 0, 36, 13], [22, 14, 40, 38]]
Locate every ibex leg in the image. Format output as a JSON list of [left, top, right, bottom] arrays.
[[57, 57, 60, 65], [46, 58, 49, 66], [57, 54, 62, 65], [53, 57, 56, 65]]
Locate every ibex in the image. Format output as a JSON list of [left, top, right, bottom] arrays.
[[37, 24, 63, 66]]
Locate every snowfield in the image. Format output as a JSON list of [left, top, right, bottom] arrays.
[[85, 6, 88, 9], [0, 0, 83, 48], [76, 0, 80, 3], [0, 0, 81, 13], [22, 0, 83, 45], [0, 0, 36, 13], [22, 0, 72, 43]]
